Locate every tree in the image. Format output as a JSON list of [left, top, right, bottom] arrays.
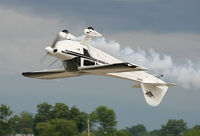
[[160, 119, 187, 136], [52, 103, 70, 119], [70, 106, 88, 132], [14, 111, 34, 134], [126, 124, 149, 136], [35, 102, 53, 122], [34, 102, 53, 135], [79, 132, 96, 136], [116, 130, 132, 136], [33, 102, 89, 135], [90, 106, 117, 135], [149, 130, 160, 136], [0, 104, 13, 121], [182, 125, 200, 136], [36, 118, 78, 136], [9, 115, 21, 133], [0, 104, 14, 135]]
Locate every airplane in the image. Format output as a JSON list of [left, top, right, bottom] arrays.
[[22, 27, 176, 107]]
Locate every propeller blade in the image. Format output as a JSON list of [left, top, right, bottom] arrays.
[[47, 59, 59, 68], [51, 35, 59, 48], [40, 53, 49, 64]]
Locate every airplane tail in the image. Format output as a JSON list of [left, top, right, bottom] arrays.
[[132, 82, 175, 106]]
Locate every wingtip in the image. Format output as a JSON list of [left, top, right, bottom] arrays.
[[22, 72, 29, 77], [136, 66, 149, 71], [22, 72, 26, 76], [167, 83, 176, 87]]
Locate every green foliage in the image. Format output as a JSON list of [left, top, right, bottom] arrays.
[[35, 118, 78, 136], [90, 106, 117, 135], [14, 111, 34, 134], [0, 104, 13, 121], [33, 102, 54, 135], [182, 125, 200, 136], [70, 106, 88, 132], [0, 104, 14, 135], [33, 102, 88, 135], [1, 103, 200, 136], [52, 103, 70, 119], [79, 132, 96, 136], [10, 115, 21, 133], [116, 130, 132, 136], [149, 130, 161, 136], [126, 124, 148, 136], [35, 102, 53, 122], [160, 119, 187, 136]]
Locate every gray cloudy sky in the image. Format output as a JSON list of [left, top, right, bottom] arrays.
[[0, 0, 200, 130]]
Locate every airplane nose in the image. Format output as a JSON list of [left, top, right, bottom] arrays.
[[45, 47, 53, 54]]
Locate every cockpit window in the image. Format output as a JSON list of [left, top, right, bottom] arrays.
[[84, 60, 95, 66]]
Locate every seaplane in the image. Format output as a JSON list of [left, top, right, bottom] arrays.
[[22, 27, 176, 106]]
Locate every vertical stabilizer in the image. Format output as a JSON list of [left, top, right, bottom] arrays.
[[140, 83, 168, 106]]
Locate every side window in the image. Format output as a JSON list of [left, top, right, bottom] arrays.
[[83, 49, 91, 57], [84, 60, 95, 66]]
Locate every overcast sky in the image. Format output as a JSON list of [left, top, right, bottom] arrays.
[[0, 0, 200, 130]]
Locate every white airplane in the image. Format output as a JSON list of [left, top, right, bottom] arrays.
[[22, 27, 175, 107]]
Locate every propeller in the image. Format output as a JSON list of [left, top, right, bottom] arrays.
[[51, 35, 60, 48], [51, 29, 69, 48], [40, 29, 69, 67], [39, 36, 57, 64]]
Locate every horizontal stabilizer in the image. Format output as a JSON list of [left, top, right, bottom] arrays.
[[132, 82, 176, 88], [80, 63, 148, 74], [142, 82, 176, 87], [132, 83, 141, 88], [22, 69, 82, 79]]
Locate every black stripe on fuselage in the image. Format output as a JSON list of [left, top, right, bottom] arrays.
[[61, 50, 108, 65]]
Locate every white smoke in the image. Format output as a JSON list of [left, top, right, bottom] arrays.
[[90, 37, 200, 89]]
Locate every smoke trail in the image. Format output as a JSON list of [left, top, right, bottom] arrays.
[[90, 37, 200, 89]]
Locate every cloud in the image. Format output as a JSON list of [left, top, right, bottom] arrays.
[[90, 36, 200, 89], [1, 0, 200, 33], [107, 31, 200, 61]]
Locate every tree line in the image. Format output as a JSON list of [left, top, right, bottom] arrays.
[[0, 103, 199, 136]]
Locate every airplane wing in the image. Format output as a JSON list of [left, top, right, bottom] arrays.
[[22, 63, 147, 79], [22, 69, 85, 79], [79, 62, 148, 74]]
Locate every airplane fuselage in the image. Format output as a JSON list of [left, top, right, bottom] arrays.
[[45, 40, 122, 67], [45, 39, 164, 84]]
